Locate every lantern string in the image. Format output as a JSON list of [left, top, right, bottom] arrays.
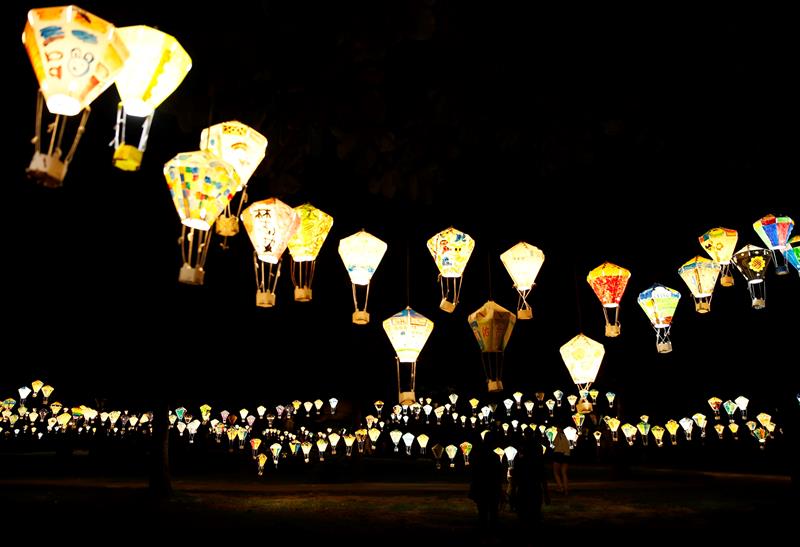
[[487, 251, 493, 300], [574, 264, 583, 333], [406, 242, 411, 307]]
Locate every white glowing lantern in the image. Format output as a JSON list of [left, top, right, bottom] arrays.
[[383, 307, 435, 404], [338, 230, 388, 324], [500, 242, 545, 319]]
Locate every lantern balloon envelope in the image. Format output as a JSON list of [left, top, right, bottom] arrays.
[[22, 5, 128, 186], [241, 198, 301, 307], [698, 227, 738, 287], [500, 242, 545, 320], [287, 204, 334, 302], [338, 230, 388, 324], [784, 235, 800, 278], [732, 244, 772, 309], [112, 26, 191, 171], [383, 307, 434, 405], [163, 150, 240, 285], [468, 301, 516, 392], [753, 214, 794, 275], [586, 262, 631, 337], [637, 284, 681, 353], [559, 334, 605, 413], [677, 256, 721, 313], [426, 227, 475, 312]]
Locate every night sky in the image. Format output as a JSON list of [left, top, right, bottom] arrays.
[[4, 3, 797, 422]]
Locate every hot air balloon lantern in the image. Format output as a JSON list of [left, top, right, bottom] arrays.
[[586, 262, 631, 337], [201, 121, 268, 238], [500, 242, 545, 319], [287, 204, 334, 301], [468, 301, 516, 392], [426, 227, 475, 312], [678, 256, 721, 313], [163, 150, 240, 285], [637, 284, 681, 353], [241, 198, 301, 307], [23, 6, 129, 187], [559, 334, 605, 413], [753, 214, 794, 275], [784, 235, 800, 278], [112, 26, 191, 171], [699, 228, 738, 287], [383, 308, 434, 405], [732, 245, 772, 309], [338, 230, 388, 325]]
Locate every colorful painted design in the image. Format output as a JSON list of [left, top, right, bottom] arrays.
[[426, 227, 475, 278], [288, 203, 334, 262], [732, 244, 772, 281], [241, 198, 301, 263], [338, 230, 387, 286], [753, 214, 794, 250], [587, 262, 631, 306], [383, 307, 434, 363], [748, 256, 766, 272], [678, 256, 721, 298], [467, 301, 516, 353], [698, 227, 738, 263], [637, 284, 681, 327], [785, 235, 800, 273], [201, 121, 268, 187]]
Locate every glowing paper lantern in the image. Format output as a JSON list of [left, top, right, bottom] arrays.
[[241, 198, 301, 307], [637, 284, 681, 353], [426, 227, 475, 312], [23, 5, 128, 186], [468, 300, 516, 392], [338, 230, 388, 324], [500, 242, 545, 319], [732, 245, 772, 309], [383, 307, 434, 405], [753, 214, 794, 274], [559, 334, 604, 413], [112, 26, 191, 171], [785, 235, 800, 278], [587, 262, 631, 337], [677, 256, 721, 313], [287, 203, 334, 301], [163, 150, 240, 285], [201, 121, 268, 237], [699, 227, 738, 287]]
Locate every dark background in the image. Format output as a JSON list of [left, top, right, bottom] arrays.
[[3, 2, 797, 423]]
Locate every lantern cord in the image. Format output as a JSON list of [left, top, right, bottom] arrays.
[[406, 242, 411, 307], [574, 266, 583, 332], [487, 251, 493, 300]]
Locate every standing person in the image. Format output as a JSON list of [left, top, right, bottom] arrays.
[[552, 427, 571, 495], [510, 439, 550, 530], [468, 432, 505, 532]]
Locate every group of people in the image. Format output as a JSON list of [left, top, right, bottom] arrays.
[[468, 428, 571, 532]]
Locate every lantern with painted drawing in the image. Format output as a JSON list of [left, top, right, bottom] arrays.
[[338, 230, 387, 325], [426, 227, 475, 312], [287, 203, 334, 301], [383, 307, 434, 405], [732, 245, 772, 309], [112, 26, 191, 171], [586, 262, 631, 337], [22, 5, 128, 186], [753, 214, 794, 275], [677, 256, 721, 313], [500, 242, 545, 320], [698, 227, 738, 287], [241, 198, 301, 307], [637, 284, 681, 353], [784, 235, 800, 277], [468, 301, 516, 392], [559, 334, 605, 413]]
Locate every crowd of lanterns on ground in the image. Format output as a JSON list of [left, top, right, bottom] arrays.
[[3, 380, 797, 477]]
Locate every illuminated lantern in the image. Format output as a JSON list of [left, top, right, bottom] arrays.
[[637, 284, 681, 353], [426, 227, 475, 312], [559, 334, 604, 413], [753, 214, 794, 274], [677, 256, 721, 313], [22, 6, 128, 187], [163, 150, 239, 285], [468, 301, 516, 392], [651, 425, 665, 447], [732, 245, 772, 309], [338, 230, 388, 324], [586, 262, 631, 337], [201, 121, 268, 237], [241, 198, 301, 307], [698, 228, 738, 287], [707, 397, 723, 420], [500, 242, 545, 320], [112, 26, 191, 171], [287, 203, 334, 301], [785, 235, 800, 278], [383, 307, 434, 405], [735, 395, 750, 419]]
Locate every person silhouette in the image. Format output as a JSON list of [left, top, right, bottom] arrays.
[[468, 432, 505, 531], [552, 427, 571, 495], [509, 438, 550, 529]]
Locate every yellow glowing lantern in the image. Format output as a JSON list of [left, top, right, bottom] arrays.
[[287, 203, 334, 302], [732, 244, 772, 309], [31, 380, 44, 398], [651, 425, 665, 447], [678, 256, 721, 313], [112, 26, 191, 171], [500, 242, 545, 320], [426, 227, 475, 312], [338, 230, 388, 324], [383, 307, 434, 405], [559, 334, 604, 413], [241, 198, 301, 307], [22, 6, 128, 187], [637, 284, 681, 353], [699, 227, 738, 287], [445, 444, 459, 467], [41, 385, 54, 405], [665, 419, 680, 445], [201, 121, 268, 237], [468, 300, 516, 392], [587, 262, 631, 337], [163, 150, 240, 285]]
